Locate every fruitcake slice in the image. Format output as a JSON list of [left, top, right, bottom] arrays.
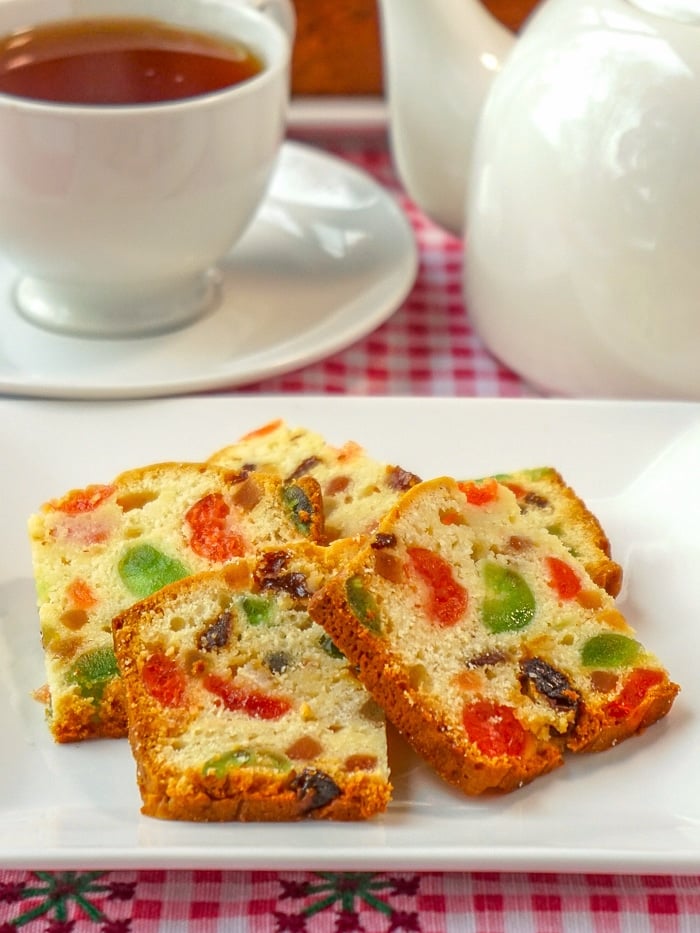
[[209, 420, 621, 594], [112, 542, 391, 821], [29, 462, 324, 743], [309, 476, 678, 796]]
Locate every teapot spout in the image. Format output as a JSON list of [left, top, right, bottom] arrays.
[[379, 0, 514, 235]]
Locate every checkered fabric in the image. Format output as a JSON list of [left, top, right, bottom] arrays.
[[233, 134, 539, 398], [6, 136, 695, 933], [3, 869, 700, 931]]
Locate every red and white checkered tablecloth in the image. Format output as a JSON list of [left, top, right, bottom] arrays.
[[4, 134, 699, 933]]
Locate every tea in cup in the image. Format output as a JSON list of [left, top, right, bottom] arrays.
[[0, 0, 293, 337]]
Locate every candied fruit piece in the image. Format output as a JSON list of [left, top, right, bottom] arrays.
[[458, 478, 500, 506], [240, 594, 273, 626], [604, 668, 665, 723], [118, 544, 188, 598], [67, 646, 119, 701], [481, 561, 535, 633], [185, 493, 245, 562], [203, 747, 291, 776], [318, 633, 345, 659], [142, 652, 187, 707], [50, 484, 115, 515], [545, 556, 582, 600], [204, 674, 292, 719], [346, 575, 382, 632], [462, 698, 528, 758], [281, 483, 314, 535], [581, 633, 641, 668], [407, 546, 468, 627], [66, 578, 97, 610]]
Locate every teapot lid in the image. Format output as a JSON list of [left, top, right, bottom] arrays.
[[628, 0, 700, 22]]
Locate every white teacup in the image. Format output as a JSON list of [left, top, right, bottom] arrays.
[[0, 0, 293, 337]]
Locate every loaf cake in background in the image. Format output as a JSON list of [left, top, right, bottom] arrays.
[[289, 0, 539, 97], [309, 475, 678, 796], [209, 420, 621, 595], [112, 542, 391, 821], [28, 462, 324, 743]]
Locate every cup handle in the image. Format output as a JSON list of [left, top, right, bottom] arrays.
[[245, 0, 295, 40]]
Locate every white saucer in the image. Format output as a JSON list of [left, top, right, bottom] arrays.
[[0, 141, 417, 400]]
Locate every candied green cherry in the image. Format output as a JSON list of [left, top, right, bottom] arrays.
[[67, 646, 119, 700], [346, 575, 382, 633], [118, 544, 189, 598], [481, 561, 536, 633], [281, 483, 314, 535], [581, 633, 641, 669], [202, 748, 291, 777], [318, 633, 345, 659], [239, 594, 273, 626]]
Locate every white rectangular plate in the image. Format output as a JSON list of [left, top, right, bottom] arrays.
[[2, 395, 699, 872]]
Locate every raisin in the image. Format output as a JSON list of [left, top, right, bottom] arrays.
[[386, 465, 421, 491], [290, 768, 342, 812], [259, 571, 311, 599], [198, 611, 232, 652], [286, 456, 322, 481], [522, 492, 550, 510], [371, 533, 397, 549], [256, 550, 289, 579], [520, 657, 579, 712]]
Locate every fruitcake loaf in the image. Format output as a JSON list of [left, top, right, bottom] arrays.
[[209, 420, 621, 594], [29, 462, 324, 743], [309, 476, 678, 796], [112, 541, 391, 821]]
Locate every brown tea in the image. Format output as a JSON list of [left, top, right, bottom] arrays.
[[0, 17, 264, 105]]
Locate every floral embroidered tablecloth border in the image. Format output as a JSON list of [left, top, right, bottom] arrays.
[[3, 869, 700, 932]]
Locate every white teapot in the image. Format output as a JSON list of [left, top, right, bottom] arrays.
[[379, 0, 700, 399]]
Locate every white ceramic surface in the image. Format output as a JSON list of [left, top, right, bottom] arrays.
[[0, 141, 417, 399], [379, 0, 700, 399], [0, 0, 293, 337], [1, 394, 698, 871]]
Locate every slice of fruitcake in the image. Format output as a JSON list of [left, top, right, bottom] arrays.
[[209, 420, 622, 595], [29, 462, 324, 743], [309, 476, 678, 796], [112, 542, 391, 821], [208, 419, 422, 540]]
